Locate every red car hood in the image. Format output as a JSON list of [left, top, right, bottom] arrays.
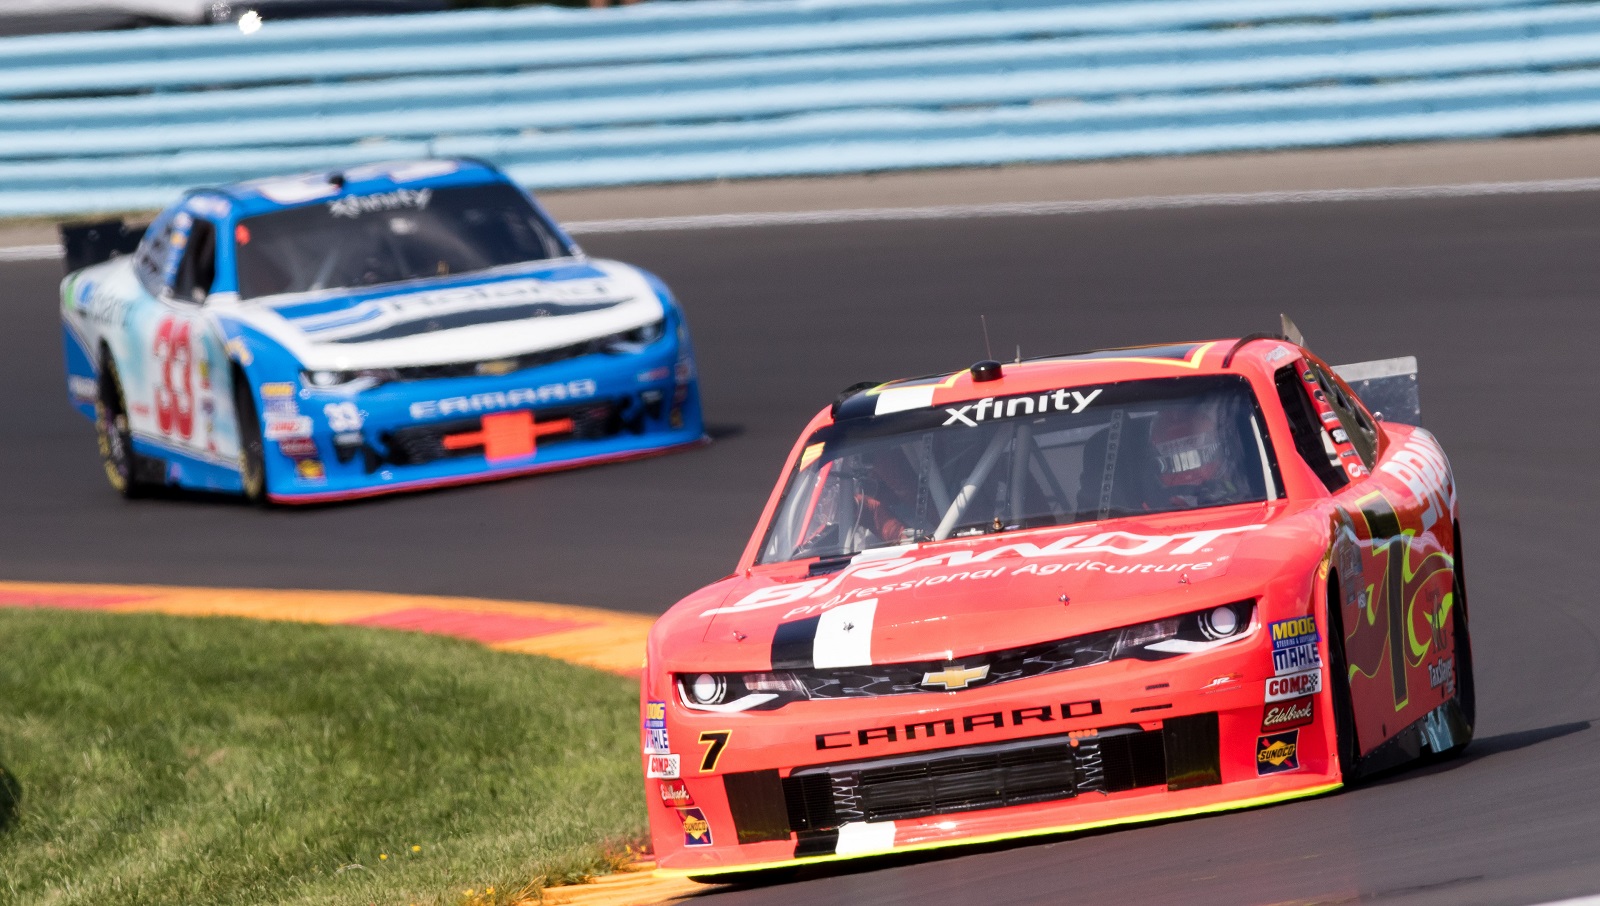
[[656, 501, 1327, 672]]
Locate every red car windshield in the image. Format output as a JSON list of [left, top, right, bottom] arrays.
[[757, 374, 1282, 565], [233, 183, 569, 300]]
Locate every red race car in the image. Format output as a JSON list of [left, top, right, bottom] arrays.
[[642, 325, 1473, 878]]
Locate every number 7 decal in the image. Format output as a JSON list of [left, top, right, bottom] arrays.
[[697, 730, 731, 773]]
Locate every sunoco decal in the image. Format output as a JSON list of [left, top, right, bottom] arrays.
[[679, 807, 713, 847], [1256, 730, 1301, 775]]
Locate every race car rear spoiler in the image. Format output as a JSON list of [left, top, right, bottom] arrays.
[[1281, 315, 1422, 427], [1332, 356, 1420, 426], [58, 219, 146, 276]]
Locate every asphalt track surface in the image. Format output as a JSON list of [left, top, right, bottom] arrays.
[[3, 190, 1599, 905]]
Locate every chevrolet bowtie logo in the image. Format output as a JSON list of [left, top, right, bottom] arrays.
[[921, 664, 990, 691]]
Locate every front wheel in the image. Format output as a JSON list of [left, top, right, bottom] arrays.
[[1326, 576, 1363, 783], [95, 358, 144, 498], [233, 375, 266, 504]]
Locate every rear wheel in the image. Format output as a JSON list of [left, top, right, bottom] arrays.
[[1442, 520, 1476, 755], [95, 357, 144, 498], [233, 373, 266, 504], [1325, 575, 1362, 782]]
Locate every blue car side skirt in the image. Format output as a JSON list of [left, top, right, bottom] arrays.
[[129, 433, 247, 495]]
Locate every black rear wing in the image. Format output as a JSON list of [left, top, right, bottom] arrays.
[[1332, 356, 1420, 426], [58, 219, 146, 276]]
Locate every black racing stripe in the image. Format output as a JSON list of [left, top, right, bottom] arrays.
[[771, 616, 821, 670], [323, 299, 623, 343]]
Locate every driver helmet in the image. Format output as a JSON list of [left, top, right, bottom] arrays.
[[1150, 407, 1227, 488]]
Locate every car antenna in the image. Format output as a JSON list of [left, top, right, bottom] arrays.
[[980, 315, 994, 361], [1015, 344, 1022, 364]]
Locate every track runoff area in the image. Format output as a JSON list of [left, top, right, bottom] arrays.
[[7, 145, 1600, 905]]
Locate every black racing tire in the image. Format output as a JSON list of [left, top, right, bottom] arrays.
[[1325, 573, 1363, 784], [233, 372, 267, 504], [1442, 519, 1476, 756], [95, 356, 144, 498]]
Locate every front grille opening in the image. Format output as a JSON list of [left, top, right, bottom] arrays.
[[777, 713, 1219, 833]]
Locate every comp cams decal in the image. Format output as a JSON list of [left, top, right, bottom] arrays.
[[646, 754, 680, 779], [1265, 669, 1322, 702]]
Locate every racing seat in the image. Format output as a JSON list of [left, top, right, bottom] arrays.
[[1075, 415, 1161, 519]]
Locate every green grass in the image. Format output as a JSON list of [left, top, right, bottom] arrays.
[[0, 608, 647, 906]]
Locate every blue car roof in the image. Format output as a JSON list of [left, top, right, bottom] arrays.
[[183, 158, 510, 220]]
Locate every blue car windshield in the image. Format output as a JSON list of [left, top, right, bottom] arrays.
[[756, 375, 1283, 565], [234, 183, 571, 300]]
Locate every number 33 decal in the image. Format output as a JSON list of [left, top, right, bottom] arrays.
[[152, 316, 193, 438], [323, 402, 363, 432]]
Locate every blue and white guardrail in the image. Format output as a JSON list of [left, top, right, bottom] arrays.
[[3, 0, 1600, 216]]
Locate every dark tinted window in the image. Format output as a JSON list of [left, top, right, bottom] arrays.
[[234, 183, 570, 299], [1308, 362, 1378, 468], [133, 213, 179, 295], [1274, 364, 1348, 492], [172, 219, 216, 303], [759, 375, 1282, 564]]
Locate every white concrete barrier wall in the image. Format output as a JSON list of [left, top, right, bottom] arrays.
[[1, 0, 1598, 215]]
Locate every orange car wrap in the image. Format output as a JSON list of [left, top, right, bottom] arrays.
[[641, 339, 1469, 875]]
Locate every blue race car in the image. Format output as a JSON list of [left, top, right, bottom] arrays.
[[59, 159, 705, 503]]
